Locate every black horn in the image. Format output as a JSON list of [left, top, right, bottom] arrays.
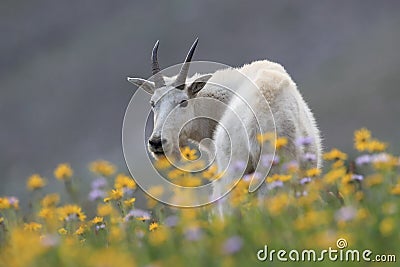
[[151, 40, 166, 87], [174, 38, 199, 89]]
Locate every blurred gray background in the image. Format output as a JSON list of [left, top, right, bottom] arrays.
[[1, 0, 400, 197]]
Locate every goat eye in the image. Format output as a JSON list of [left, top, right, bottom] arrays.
[[150, 101, 155, 107], [179, 100, 188, 107]]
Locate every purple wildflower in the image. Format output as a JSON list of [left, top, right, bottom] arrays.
[[371, 153, 390, 163], [296, 136, 313, 147], [299, 177, 312, 185], [303, 153, 317, 162], [351, 174, 364, 182], [125, 209, 151, 221], [95, 224, 106, 231], [122, 188, 134, 197], [88, 189, 106, 201], [184, 226, 203, 241], [261, 154, 279, 166], [164, 215, 179, 227], [7, 196, 19, 205], [355, 154, 371, 166], [91, 177, 107, 189], [223, 236, 243, 255], [282, 160, 299, 172], [267, 180, 284, 190], [232, 160, 247, 172], [243, 172, 262, 182]]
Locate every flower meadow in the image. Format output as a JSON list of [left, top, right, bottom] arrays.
[[0, 129, 399, 267]]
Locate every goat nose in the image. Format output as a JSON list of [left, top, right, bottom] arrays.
[[148, 138, 161, 147], [149, 138, 167, 147]]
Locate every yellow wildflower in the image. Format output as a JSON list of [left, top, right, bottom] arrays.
[[154, 156, 171, 170], [203, 164, 218, 180], [24, 222, 42, 232], [294, 210, 329, 230], [230, 188, 248, 207], [275, 137, 288, 150], [109, 227, 123, 242], [91, 216, 104, 224], [365, 174, 383, 187], [266, 193, 289, 216], [75, 225, 85, 235], [89, 160, 116, 177], [38, 208, 56, 220], [0, 197, 10, 209], [355, 191, 364, 201], [109, 189, 124, 200], [88, 248, 136, 267], [356, 208, 369, 220], [256, 132, 275, 144], [114, 173, 136, 190], [340, 183, 355, 196], [148, 185, 164, 198], [266, 174, 291, 183], [355, 141, 369, 152], [390, 184, 400, 195], [341, 174, 352, 184], [354, 128, 371, 143], [146, 186, 164, 208], [97, 204, 113, 217], [379, 217, 395, 236], [5, 229, 46, 266], [323, 167, 346, 184], [332, 160, 345, 169], [124, 198, 136, 207], [27, 174, 46, 190], [41, 193, 60, 207], [149, 227, 168, 246], [306, 168, 321, 177], [0, 217, 4, 224], [176, 176, 202, 187], [297, 191, 320, 207], [323, 148, 347, 161], [367, 139, 387, 153], [54, 163, 73, 181], [58, 204, 86, 222], [372, 154, 397, 171], [149, 222, 159, 231], [279, 174, 292, 182], [181, 146, 198, 161], [354, 128, 371, 151], [58, 228, 68, 235], [167, 169, 186, 179], [286, 161, 299, 173]]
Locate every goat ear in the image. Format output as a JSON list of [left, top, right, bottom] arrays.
[[127, 77, 155, 94], [187, 75, 212, 97]]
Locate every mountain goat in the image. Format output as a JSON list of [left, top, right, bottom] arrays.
[[127, 39, 322, 213]]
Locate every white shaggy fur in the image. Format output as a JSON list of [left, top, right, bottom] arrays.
[[129, 59, 322, 214], [210, 60, 322, 215]]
